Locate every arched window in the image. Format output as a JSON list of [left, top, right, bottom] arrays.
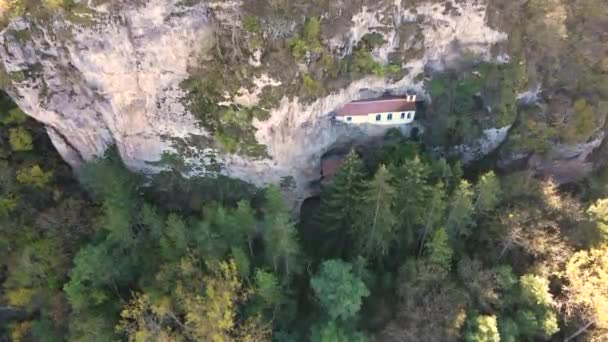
[[387, 113, 393, 120], [400, 112, 405, 119], [375, 114, 382, 121], [346, 116, 352, 122], [407, 112, 412, 119]]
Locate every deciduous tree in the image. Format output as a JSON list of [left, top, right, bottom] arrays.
[[16, 164, 53, 188], [465, 314, 500, 342], [587, 198, 608, 241], [562, 244, 608, 341]]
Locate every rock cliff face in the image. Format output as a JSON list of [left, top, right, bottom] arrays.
[[1, 0, 212, 168], [1, 0, 510, 204]]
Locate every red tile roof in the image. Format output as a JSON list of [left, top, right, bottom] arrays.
[[321, 157, 345, 183], [336, 97, 416, 117]]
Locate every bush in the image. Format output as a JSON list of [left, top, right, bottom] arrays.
[[0, 196, 18, 216], [2, 0, 79, 27], [360, 32, 386, 50], [351, 50, 385, 75], [302, 73, 324, 98], [429, 77, 449, 98], [387, 64, 401, 74], [9, 127, 33, 152], [561, 99, 597, 144], [243, 15, 260, 33], [509, 115, 557, 154], [16, 164, 53, 188], [259, 86, 283, 109], [1, 107, 28, 125], [288, 39, 308, 59], [302, 17, 321, 45], [288, 17, 323, 60]]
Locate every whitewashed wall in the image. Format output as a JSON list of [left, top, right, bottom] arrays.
[[336, 111, 416, 125]]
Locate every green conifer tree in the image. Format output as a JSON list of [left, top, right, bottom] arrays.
[[391, 157, 432, 249], [262, 186, 301, 278], [318, 150, 366, 233], [474, 171, 501, 214], [354, 165, 397, 258], [446, 179, 475, 239], [310, 259, 369, 321], [425, 228, 453, 272]]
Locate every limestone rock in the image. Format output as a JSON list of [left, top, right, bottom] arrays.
[[0, 0, 507, 205]]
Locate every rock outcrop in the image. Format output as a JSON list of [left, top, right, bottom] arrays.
[[1, 0, 509, 204], [1, 0, 212, 169]]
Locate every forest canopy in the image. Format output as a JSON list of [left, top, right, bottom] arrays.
[[1, 0, 608, 340], [2, 99, 608, 340]]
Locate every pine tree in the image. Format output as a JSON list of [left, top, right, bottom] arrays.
[[231, 200, 257, 256], [263, 212, 301, 278], [160, 214, 189, 261], [263, 185, 289, 218], [418, 181, 447, 257], [354, 165, 397, 258], [425, 228, 453, 272], [446, 179, 475, 239], [318, 150, 366, 234], [391, 157, 432, 249], [474, 171, 501, 214], [78, 147, 140, 245], [253, 269, 284, 315], [262, 186, 301, 278]]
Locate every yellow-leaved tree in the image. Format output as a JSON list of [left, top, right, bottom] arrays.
[[563, 244, 608, 341], [117, 257, 270, 342]]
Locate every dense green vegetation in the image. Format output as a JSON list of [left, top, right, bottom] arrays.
[[3, 87, 608, 340], [0, 92, 97, 341], [423, 61, 527, 147], [490, 0, 608, 154], [2, 0, 608, 341]]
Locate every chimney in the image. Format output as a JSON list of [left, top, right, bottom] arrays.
[[407, 94, 417, 102]]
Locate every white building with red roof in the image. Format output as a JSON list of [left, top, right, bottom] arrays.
[[334, 95, 417, 125]]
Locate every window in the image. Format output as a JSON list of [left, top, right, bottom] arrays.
[[375, 114, 382, 121], [407, 112, 412, 119], [400, 112, 405, 119], [346, 116, 352, 122], [387, 113, 393, 120]]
